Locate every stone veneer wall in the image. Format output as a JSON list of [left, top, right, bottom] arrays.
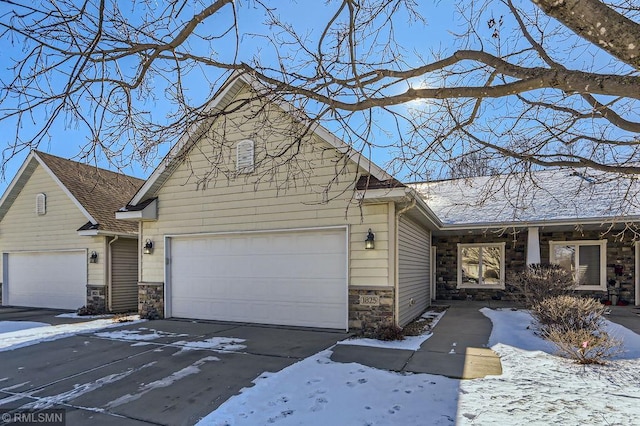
[[540, 231, 635, 303], [139, 282, 165, 319], [434, 233, 526, 301], [86, 284, 107, 313], [434, 230, 636, 303], [348, 287, 395, 329]]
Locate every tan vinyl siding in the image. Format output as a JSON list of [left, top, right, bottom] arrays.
[[140, 88, 390, 288], [397, 215, 431, 326], [110, 237, 138, 312], [0, 165, 105, 285]]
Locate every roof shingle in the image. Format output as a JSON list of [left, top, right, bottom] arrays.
[[36, 151, 144, 234]]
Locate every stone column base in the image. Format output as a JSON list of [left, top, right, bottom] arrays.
[[348, 287, 395, 330], [139, 282, 164, 319], [86, 285, 107, 314]]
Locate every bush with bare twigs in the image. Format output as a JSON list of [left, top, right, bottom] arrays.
[[509, 263, 575, 307], [531, 295, 622, 364]]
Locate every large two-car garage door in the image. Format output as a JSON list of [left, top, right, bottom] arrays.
[[3, 250, 87, 310], [168, 228, 348, 329]]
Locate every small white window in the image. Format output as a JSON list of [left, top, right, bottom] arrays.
[[549, 240, 607, 291], [457, 243, 505, 289], [35, 193, 46, 215], [236, 139, 255, 173]]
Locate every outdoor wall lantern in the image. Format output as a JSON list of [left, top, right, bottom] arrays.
[[89, 251, 98, 263], [144, 239, 154, 255], [365, 228, 375, 250]]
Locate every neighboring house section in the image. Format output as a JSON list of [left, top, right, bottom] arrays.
[[411, 170, 640, 306], [117, 72, 438, 330], [0, 151, 143, 312]]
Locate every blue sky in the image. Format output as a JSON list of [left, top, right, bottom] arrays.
[[10, 0, 624, 192], [0, 2, 476, 192]]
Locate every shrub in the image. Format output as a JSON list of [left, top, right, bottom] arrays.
[[531, 295, 622, 364], [375, 324, 405, 341], [140, 306, 161, 320], [358, 323, 404, 341], [532, 295, 605, 332], [543, 327, 622, 365], [76, 305, 104, 316], [509, 263, 575, 307]]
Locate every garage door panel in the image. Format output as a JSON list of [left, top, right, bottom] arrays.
[[5, 251, 87, 310], [174, 297, 346, 328], [170, 229, 348, 329]]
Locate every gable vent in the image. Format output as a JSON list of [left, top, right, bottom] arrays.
[[36, 193, 46, 215], [236, 139, 255, 173]]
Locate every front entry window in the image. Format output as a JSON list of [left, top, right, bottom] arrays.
[[549, 240, 606, 291], [457, 243, 505, 289]]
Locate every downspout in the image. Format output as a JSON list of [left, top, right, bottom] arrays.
[[636, 242, 640, 306], [388, 202, 397, 326], [108, 236, 119, 311], [394, 197, 416, 326]]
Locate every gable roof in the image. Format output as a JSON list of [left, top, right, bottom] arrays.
[[0, 151, 144, 235], [410, 169, 640, 228], [125, 70, 391, 207]]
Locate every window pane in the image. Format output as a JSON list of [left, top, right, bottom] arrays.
[[461, 247, 480, 284], [553, 245, 575, 275], [482, 246, 501, 285], [578, 245, 600, 286]]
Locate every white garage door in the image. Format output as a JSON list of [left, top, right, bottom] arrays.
[[169, 228, 348, 329], [4, 251, 87, 310]]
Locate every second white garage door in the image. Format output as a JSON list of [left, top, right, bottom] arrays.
[[3, 250, 87, 310], [168, 228, 348, 329]]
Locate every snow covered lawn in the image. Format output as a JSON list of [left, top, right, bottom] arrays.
[[198, 308, 640, 426]]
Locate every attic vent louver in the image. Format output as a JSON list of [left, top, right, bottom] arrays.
[[236, 139, 255, 173], [36, 193, 46, 215]]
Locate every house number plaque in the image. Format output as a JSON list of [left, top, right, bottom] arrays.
[[359, 295, 380, 306]]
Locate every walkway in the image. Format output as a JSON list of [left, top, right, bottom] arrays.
[[331, 301, 504, 379]]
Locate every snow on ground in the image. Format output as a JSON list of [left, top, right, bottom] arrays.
[[92, 329, 248, 354], [171, 337, 247, 354], [336, 310, 446, 351], [56, 312, 114, 319], [0, 315, 142, 352], [203, 349, 460, 426], [94, 327, 188, 341], [0, 321, 49, 334], [197, 309, 640, 426]]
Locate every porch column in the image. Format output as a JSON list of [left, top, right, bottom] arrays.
[[526, 227, 541, 266]]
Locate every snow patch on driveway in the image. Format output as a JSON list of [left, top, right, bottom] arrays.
[[56, 313, 113, 319], [197, 349, 459, 425], [172, 337, 247, 354], [2, 362, 157, 410], [0, 317, 144, 352], [94, 328, 188, 341], [0, 321, 49, 334], [105, 356, 220, 409]]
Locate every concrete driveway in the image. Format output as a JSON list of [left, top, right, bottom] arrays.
[[0, 308, 348, 425]]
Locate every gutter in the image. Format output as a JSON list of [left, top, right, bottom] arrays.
[[358, 187, 639, 233], [436, 215, 640, 232], [358, 187, 444, 229]]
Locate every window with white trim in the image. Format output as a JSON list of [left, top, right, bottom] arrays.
[[236, 139, 255, 173], [457, 243, 505, 289], [549, 240, 607, 291]]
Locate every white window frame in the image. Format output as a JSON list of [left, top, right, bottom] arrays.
[[457, 242, 506, 289], [549, 240, 607, 291]]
